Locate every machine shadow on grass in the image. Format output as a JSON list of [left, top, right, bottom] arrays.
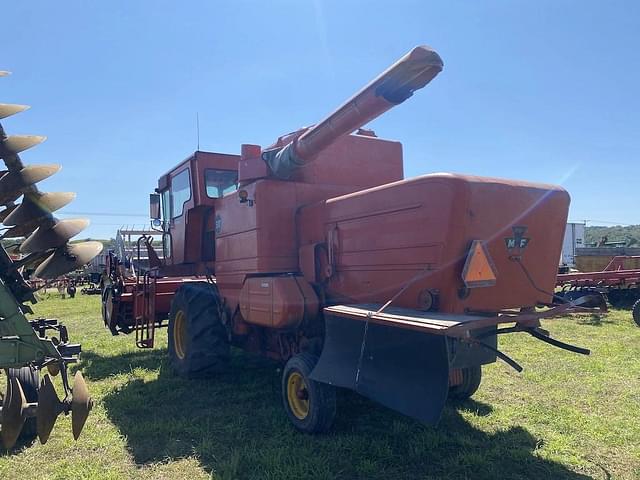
[[575, 313, 614, 327], [84, 349, 593, 480]]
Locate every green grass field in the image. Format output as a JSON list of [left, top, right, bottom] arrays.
[[1, 294, 639, 479]]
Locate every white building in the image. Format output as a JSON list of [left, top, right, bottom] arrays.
[[561, 222, 586, 267]]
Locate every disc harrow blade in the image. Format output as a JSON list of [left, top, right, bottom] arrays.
[[0, 104, 29, 120], [71, 372, 92, 440], [0, 163, 59, 189], [0, 177, 22, 206], [36, 375, 64, 445], [0, 135, 47, 157], [34, 241, 103, 279], [3, 243, 21, 256], [1, 377, 27, 449], [0, 192, 21, 207], [1, 220, 39, 239], [0, 203, 17, 222], [3, 192, 75, 226], [20, 218, 89, 254]]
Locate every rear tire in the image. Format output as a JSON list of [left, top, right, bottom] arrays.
[[633, 299, 640, 327], [5, 366, 39, 443], [282, 353, 336, 433], [168, 283, 230, 378], [448, 365, 482, 401]]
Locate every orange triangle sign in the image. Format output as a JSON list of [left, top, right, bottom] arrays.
[[462, 240, 497, 288]]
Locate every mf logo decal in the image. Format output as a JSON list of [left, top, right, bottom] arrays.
[[505, 226, 530, 252]]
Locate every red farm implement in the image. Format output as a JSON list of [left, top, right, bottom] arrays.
[[556, 256, 640, 325]]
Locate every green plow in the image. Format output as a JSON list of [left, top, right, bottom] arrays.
[[0, 70, 101, 449]]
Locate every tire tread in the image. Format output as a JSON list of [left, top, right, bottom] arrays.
[[168, 283, 230, 378], [448, 365, 482, 401], [281, 353, 336, 433]]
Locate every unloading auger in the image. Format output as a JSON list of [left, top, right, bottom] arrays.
[[0, 70, 102, 448]]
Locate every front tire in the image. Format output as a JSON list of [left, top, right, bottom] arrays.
[[168, 283, 230, 378], [282, 353, 336, 433], [448, 365, 482, 401]]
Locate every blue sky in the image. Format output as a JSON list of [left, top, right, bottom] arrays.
[[3, 1, 639, 239]]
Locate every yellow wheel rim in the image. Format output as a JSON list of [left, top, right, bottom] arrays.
[[287, 371, 310, 420], [173, 310, 187, 360]]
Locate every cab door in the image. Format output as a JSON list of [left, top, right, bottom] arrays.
[[166, 167, 191, 265]]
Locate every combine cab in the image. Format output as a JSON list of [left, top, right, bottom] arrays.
[[103, 46, 597, 432], [0, 70, 101, 448]]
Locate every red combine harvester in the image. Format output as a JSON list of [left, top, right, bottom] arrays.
[[102, 46, 596, 432]]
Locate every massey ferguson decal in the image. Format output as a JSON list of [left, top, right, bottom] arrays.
[[505, 226, 530, 252]]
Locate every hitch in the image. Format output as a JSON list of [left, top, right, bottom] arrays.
[[472, 323, 590, 373]]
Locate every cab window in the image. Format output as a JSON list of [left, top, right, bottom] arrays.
[[171, 169, 191, 218], [205, 169, 238, 198]]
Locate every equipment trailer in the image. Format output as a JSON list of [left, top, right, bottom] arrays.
[[0, 70, 101, 448], [102, 46, 596, 432]]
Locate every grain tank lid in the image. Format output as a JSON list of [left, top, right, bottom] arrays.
[[405, 172, 570, 193]]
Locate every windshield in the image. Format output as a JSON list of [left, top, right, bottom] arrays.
[[205, 169, 238, 198]]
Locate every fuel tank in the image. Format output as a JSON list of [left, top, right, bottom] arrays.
[[239, 276, 319, 329]]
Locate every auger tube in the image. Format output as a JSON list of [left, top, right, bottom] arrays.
[[263, 45, 443, 179]]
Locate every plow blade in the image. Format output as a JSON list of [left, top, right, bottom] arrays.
[[0, 103, 29, 120], [0, 135, 47, 157], [310, 311, 450, 425], [1, 221, 38, 239], [34, 241, 103, 279], [4, 191, 75, 226], [1, 377, 27, 448], [36, 375, 64, 445], [0, 164, 59, 205], [71, 371, 92, 439], [20, 218, 89, 253], [0, 163, 59, 191], [0, 203, 17, 222]]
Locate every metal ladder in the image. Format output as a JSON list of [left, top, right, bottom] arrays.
[[134, 236, 157, 348]]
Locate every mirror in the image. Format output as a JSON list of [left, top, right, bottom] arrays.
[[149, 193, 161, 220]]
